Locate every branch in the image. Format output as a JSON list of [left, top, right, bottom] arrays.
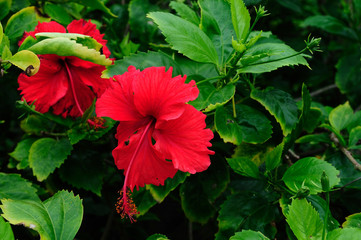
[[331, 133, 361, 171]]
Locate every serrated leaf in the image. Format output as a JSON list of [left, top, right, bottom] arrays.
[[199, 0, 234, 65], [5, 6, 50, 40], [230, 0, 250, 42], [29, 138, 73, 181], [343, 213, 361, 228], [9, 137, 37, 163], [265, 142, 284, 171], [226, 157, 259, 178], [8, 50, 40, 75], [0, 216, 14, 240], [102, 51, 183, 78], [285, 199, 323, 240], [132, 187, 157, 216], [148, 12, 219, 65], [190, 82, 235, 111], [146, 234, 169, 240], [0, 173, 40, 202], [282, 157, 340, 195], [1, 190, 83, 240], [302, 15, 358, 40], [25, 37, 112, 66], [307, 195, 340, 231], [329, 102, 354, 132], [230, 230, 270, 240], [215, 104, 272, 145], [238, 41, 309, 73], [169, 1, 199, 25], [251, 87, 298, 136]]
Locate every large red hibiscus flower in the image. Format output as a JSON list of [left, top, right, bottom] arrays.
[[96, 66, 214, 221], [18, 20, 111, 118]]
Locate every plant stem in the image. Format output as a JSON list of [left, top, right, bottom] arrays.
[[330, 133, 361, 171], [232, 96, 237, 118], [322, 191, 330, 240]]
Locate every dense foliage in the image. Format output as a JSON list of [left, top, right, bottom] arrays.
[[1, 0, 361, 239]]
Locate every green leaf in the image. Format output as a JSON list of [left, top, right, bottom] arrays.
[[329, 102, 354, 132], [343, 213, 361, 228], [302, 15, 359, 40], [147, 171, 188, 203], [199, 0, 234, 65], [349, 126, 361, 147], [8, 50, 40, 76], [307, 195, 340, 231], [44, 3, 73, 25], [102, 51, 183, 78], [132, 188, 157, 216], [169, 1, 199, 25], [232, 142, 270, 167], [75, 0, 116, 17], [0, 22, 3, 45], [146, 234, 169, 240], [0, 173, 40, 202], [282, 157, 340, 195], [0, 216, 14, 240], [230, 230, 270, 240], [5, 6, 50, 40], [29, 138, 73, 181], [9, 137, 37, 163], [148, 12, 219, 65], [129, 0, 159, 40], [226, 157, 259, 178], [24, 37, 111, 66], [327, 228, 361, 240], [285, 199, 323, 240], [295, 133, 331, 144], [190, 83, 235, 111], [1, 190, 83, 240], [265, 142, 284, 171], [0, 0, 11, 21], [215, 104, 272, 145], [230, 0, 250, 42], [251, 87, 298, 136]]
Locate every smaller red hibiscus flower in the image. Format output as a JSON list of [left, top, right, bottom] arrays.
[[18, 20, 111, 118], [96, 66, 214, 221]]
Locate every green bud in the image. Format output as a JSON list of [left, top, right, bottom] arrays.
[[255, 6, 270, 18], [232, 37, 246, 53]]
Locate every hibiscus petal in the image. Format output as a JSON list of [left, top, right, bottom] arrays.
[[17, 54, 68, 113], [132, 66, 199, 121], [153, 104, 214, 174], [113, 124, 177, 190]]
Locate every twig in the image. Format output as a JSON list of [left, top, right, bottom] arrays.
[[331, 133, 361, 171]]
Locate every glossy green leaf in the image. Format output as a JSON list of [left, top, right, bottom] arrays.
[[215, 104, 272, 145], [230, 230, 270, 240], [169, 1, 199, 25], [232, 142, 270, 167], [20, 114, 52, 135], [8, 50, 40, 75], [9, 137, 37, 163], [282, 157, 340, 195], [1, 190, 83, 240], [265, 142, 284, 171], [343, 213, 361, 228], [307, 195, 340, 231], [5, 6, 50, 40], [302, 15, 359, 40], [76, 0, 116, 17], [230, 0, 250, 42], [147, 171, 188, 203], [251, 87, 298, 136], [226, 157, 259, 178], [327, 228, 361, 240], [44, 2, 72, 25], [129, 0, 159, 40], [29, 138, 73, 181], [146, 234, 169, 240], [190, 83, 235, 111], [199, 0, 234, 65], [102, 51, 183, 78], [0, 173, 40, 202], [0, 0, 11, 21], [285, 199, 323, 240], [148, 12, 219, 65], [132, 188, 157, 216], [329, 102, 354, 132], [0, 216, 14, 240], [295, 133, 331, 144], [24, 37, 112, 66]]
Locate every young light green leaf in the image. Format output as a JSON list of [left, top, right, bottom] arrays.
[[265, 142, 284, 171], [327, 228, 361, 240], [0, 22, 3, 45], [329, 102, 354, 132], [8, 50, 40, 76], [190, 82, 235, 111], [251, 87, 298, 136], [1, 190, 83, 240], [146, 234, 169, 240], [29, 138, 73, 181], [169, 1, 199, 25], [215, 104, 272, 145], [148, 12, 219, 65], [226, 157, 259, 178], [25, 37, 112, 66], [282, 157, 340, 195], [0, 216, 14, 240], [230, 0, 250, 42], [0, 173, 40, 202], [285, 199, 323, 240], [230, 230, 270, 240], [342, 213, 361, 228]]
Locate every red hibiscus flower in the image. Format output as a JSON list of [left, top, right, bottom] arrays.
[[18, 20, 111, 118], [96, 66, 214, 221]]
